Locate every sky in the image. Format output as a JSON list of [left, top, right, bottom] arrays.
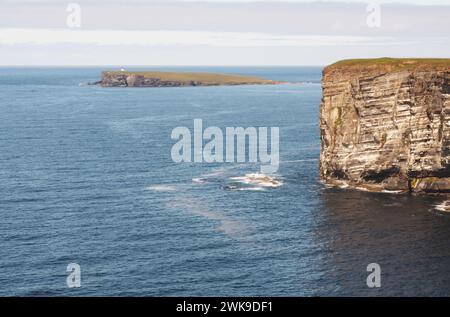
[[0, 0, 449, 66]]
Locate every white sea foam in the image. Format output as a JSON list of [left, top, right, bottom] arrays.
[[192, 177, 207, 184], [224, 184, 265, 191], [229, 173, 283, 188], [435, 200, 450, 212], [145, 185, 177, 192], [235, 187, 265, 191]]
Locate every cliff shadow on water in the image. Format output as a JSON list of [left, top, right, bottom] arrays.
[[315, 187, 450, 296]]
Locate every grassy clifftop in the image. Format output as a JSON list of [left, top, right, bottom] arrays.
[[103, 71, 276, 86], [325, 58, 450, 74]]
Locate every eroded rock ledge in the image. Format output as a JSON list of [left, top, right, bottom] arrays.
[[97, 71, 279, 87], [319, 58, 450, 194]]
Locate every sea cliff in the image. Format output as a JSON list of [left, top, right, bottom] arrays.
[[319, 58, 450, 194]]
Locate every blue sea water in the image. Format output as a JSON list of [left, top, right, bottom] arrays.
[[1, 67, 450, 296]]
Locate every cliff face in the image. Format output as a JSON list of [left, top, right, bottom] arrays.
[[320, 59, 450, 194]]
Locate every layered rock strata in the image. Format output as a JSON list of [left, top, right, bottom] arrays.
[[320, 58, 450, 194]]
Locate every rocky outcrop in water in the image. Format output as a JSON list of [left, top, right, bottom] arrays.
[[320, 58, 450, 194]]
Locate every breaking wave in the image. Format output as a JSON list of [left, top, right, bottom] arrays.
[[224, 185, 266, 191], [229, 173, 283, 188], [225, 173, 283, 191], [435, 200, 450, 212]]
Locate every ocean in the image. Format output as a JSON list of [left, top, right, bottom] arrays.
[[1, 66, 450, 296]]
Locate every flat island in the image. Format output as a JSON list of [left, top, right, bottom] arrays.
[[97, 71, 280, 87]]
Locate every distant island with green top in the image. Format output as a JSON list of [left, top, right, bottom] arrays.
[[95, 70, 282, 87]]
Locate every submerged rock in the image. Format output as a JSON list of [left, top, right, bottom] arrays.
[[319, 58, 450, 194]]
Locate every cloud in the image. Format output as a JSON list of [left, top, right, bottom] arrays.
[[0, 28, 400, 47], [2, 1, 449, 37], [176, 0, 450, 4], [2, 0, 450, 4], [0, 1, 448, 65]]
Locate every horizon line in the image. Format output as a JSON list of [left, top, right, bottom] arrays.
[[0, 65, 327, 68]]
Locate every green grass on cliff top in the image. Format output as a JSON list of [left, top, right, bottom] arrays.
[[104, 71, 274, 84], [326, 58, 450, 71]]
